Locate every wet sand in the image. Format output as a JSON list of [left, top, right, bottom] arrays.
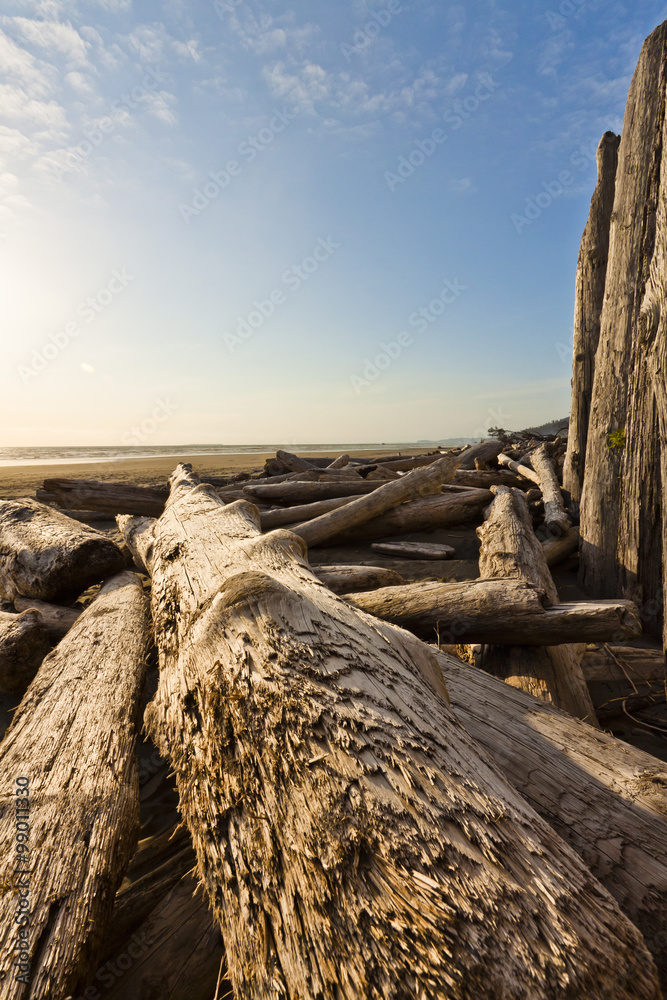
[[0, 448, 427, 500]]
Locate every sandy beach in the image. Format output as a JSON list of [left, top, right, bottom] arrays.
[[0, 447, 428, 500]]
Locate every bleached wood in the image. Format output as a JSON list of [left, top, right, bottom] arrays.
[[141, 464, 660, 1000], [0, 497, 126, 602], [348, 578, 640, 644], [326, 453, 350, 469], [529, 444, 571, 537], [0, 572, 149, 1000], [292, 454, 460, 547], [310, 563, 404, 593], [458, 440, 503, 469], [261, 496, 360, 530], [476, 486, 598, 724], [0, 609, 50, 694], [370, 541, 455, 560], [434, 646, 667, 990], [13, 596, 81, 640]]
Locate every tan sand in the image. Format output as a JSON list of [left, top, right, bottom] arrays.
[[0, 448, 428, 500]]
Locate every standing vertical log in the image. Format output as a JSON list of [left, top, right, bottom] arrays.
[[563, 130, 620, 503], [579, 21, 667, 647], [475, 486, 599, 724], [138, 464, 660, 1000]]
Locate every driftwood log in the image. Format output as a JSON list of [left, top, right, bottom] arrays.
[[543, 526, 580, 567], [310, 563, 405, 594], [0, 498, 125, 602], [348, 578, 641, 644], [0, 571, 149, 1000], [578, 21, 667, 644], [292, 454, 459, 548], [529, 444, 571, 536], [135, 463, 660, 1000], [563, 131, 620, 502], [458, 440, 503, 469], [434, 647, 667, 989], [12, 596, 81, 640], [245, 480, 380, 503], [370, 541, 455, 560], [260, 496, 361, 531], [307, 488, 493, 545], [37, 479, 169, 516], [0, 609, 50, 694], [474, 486, 598, 724]]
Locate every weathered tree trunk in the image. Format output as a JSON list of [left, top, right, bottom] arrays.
[[275, 449, 317, 472], [348, 578, 640, 644], [370, 540, 455, 560], [310, 563, 405, 593], [433, 647, 667, 990], [579, 21, 667, 647], [140, 464, 660, 1000], [292, 454, 459, 547], [498, 452, 539, 484], [458, 440, 503, 469], [327, 453, 350, 469], [475, 486, 598, 723], [12, 596, 81, 640], [529, 444, 571, 536], [0, 498, 126, 602], [356, 452, 444, 473], [261, 496, 360, 530], [245, 481, 379, 503], [453, 468, 532, 489], [37, 478, 169, 516], [0, 572, 149, 1000], [311, 488, 493, 544], [0, 609, 50, 694], [563, 130, 621, 502]]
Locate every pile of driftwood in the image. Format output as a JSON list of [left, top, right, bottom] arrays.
[[0, 439, 666, 1000]]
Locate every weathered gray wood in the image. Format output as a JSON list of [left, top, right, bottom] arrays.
[[579, 21, 667, 646], [452, 469, 531, 489], [276, 449, 317, 472], [13, 596, 81, 640], [434, 647, 667, 990], [348, 578, 641, 644], [458, 440, 503, 469], [0, 571, 149, 1000], [309, 488, 493, 545], [261, 495, 360, 531], [529, 443, 571, 537], [37, 478, 169, 516], [475, 486, 598, 724], [0, 609, 50, 694], [563, 130, 621, 502], [370, 541, 455, 560], [310, 563, 405, 593], [245, 480, 380, 503], [292, 454, 460, 548], [543, 526, 580, 567], [142, 464, 659, 1000], [116, 514, 155, 575], [356, 452, 444, 474], [0, 498, 126, 602], [497, 452, 540, 484]]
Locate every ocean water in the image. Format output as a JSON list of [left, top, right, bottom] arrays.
[[0, 442, 471, 468]]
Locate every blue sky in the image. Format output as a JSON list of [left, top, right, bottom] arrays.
[[0, 0, 664, 446]]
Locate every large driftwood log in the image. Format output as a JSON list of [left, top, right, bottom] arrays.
[[275, 449, 317, 472], [543, 525, 580, 567], [292, 454, 460, 547], [260, 495, 359, 530], [0, 571, 149, 1000], [434, 647, 667, 989], [245, 480, 379, 503], [327, 453, 350, 469], [579, 22, 667, 644], [0, 498, 126, 602], [348, 578, 640, 644], [309, 488, 493, 545], [563, 131, 620, 502], [139, 464, 660, 1000], [475, 486, 598, 724], [37, 479, 169, 516], [0, 609, 50, 694], [13, 596, 81, 640], [370, 540, 455, 560], [452, 468, 531, 489]]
